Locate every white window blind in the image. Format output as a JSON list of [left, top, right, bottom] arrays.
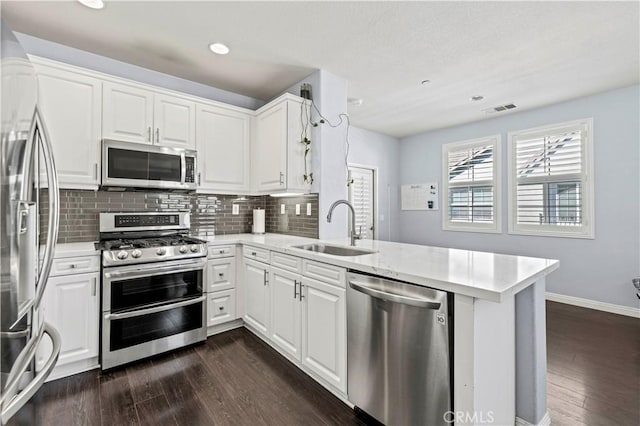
[[442, 136, 501, 233], [348, 167, 375, 239], [509, 118, 594, 238]]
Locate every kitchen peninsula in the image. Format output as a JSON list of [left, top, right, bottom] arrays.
[[204, 233, 559, 426]]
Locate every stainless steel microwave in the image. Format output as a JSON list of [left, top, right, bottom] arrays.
[[102, 140, 197, 190]]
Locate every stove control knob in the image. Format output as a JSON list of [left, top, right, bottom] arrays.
[[190, 245, 199, 253], [179, 245, 188, 254], [157, 247, 167, 256], [131, 249, 142, 258], [117, 250, 129, 260]]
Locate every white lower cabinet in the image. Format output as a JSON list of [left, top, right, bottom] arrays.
[[207, 289, 236, 327], [36, 271, 100, 374], [243, 257, 270, 336], [269, 267, 302, 361], [261, 254, 347, 394], [301, 276, 347, 393]]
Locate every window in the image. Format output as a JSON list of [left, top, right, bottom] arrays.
[[442, 135, 501, 233], [508, 118, 594, 238]]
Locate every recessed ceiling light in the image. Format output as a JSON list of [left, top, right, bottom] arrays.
[[421, 79, 431, 85], [77, 0, 104, 9], [471, 95, 484, 101], [208, 43, 230, 55]]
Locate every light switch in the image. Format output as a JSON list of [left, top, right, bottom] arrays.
[[232, 204, 239, 215], [280, 204, 286, 214], [306, 203, 312, 216], [295, 204, 301, 215]]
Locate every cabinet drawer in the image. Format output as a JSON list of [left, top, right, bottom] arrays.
[[207, 258, 235, 292], [208, 245, 234, 259], [208, 289, 236, 327], [50, 255, 100, 277], [243, 245, 269, 263], [270, 252, 302, 273], [302, 260, 345, 288]]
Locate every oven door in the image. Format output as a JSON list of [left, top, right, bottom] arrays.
[[101, 258, 206, 370]]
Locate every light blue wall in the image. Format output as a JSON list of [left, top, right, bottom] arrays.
[[349, 126, 400, 242], [15, 32, 264, 110], [399, 85, 640, 309]]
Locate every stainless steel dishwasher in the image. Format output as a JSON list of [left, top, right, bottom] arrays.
[[347, 271, 453, 426]]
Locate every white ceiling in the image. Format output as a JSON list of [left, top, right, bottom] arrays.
[[3, 1, 639, 138]]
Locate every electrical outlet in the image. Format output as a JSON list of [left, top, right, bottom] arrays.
[[232, 204, 239, 215], [306, 203, 312, 216], [295, 204, 300, 215], [280, 204, 285, 214]]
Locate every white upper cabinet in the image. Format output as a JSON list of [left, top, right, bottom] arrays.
[[196, 103, 251, 193], [34, 60, 102, 189], [103, 82, 195, 149], [102, 81, 154, 144], [154, 93, 196, 149], [253, 94, 308, 194]]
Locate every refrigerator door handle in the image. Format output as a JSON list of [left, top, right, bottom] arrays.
[[0, 323, 61, 424], [31, 107, 59, 311]]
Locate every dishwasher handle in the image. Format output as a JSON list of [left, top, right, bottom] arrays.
[[349, 278, 442, 310]]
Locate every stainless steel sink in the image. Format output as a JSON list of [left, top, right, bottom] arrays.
[[291, 243, 376, 257]]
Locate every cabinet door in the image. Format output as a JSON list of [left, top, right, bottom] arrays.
[[36, 64, 102, 189], [196, 104, 251, 192], [207, 289, 236, 327], [103, 81, 154, 144], [36, 272, 99, 370], [269, 267, 302, 361], [243, 258, 270, 336], [301, 277, 347, 392], [207, 257, 235, 292], [154, 94, 196, 149], [254, 101, 287, 191]]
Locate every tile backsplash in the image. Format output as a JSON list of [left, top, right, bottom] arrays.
[[40, 190, 319, 243]]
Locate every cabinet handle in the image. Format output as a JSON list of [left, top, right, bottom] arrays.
[[69, 264, 77, 269], [263, 270, 269, 286], [251, 252, 257, 256], [218, 272, 224, 278], [197, 172, 201, 186], [279, 172, 284, 185], [299, 282, 304, 301], [294, 280, 299, 299], [147, 126, 152, 142], [94, 163, 98, 179], [92, 277, 97, 296], [219, 306, 224, 311], [155, 128, 159, 143]]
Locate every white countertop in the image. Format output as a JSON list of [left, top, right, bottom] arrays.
[[201, 233, 559, 302], [50, 241, 100, 258]]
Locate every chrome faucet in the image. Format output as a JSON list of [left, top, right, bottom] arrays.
[[327, 199, 361, 246]]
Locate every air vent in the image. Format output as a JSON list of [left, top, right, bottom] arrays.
[[483, 103, 517, 114]]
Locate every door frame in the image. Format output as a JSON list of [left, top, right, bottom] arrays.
[[347, 163, 378, 240]]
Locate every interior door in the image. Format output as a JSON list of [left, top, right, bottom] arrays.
[[348, 166, 376, 239]]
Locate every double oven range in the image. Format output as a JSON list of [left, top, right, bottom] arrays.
[[97, 212, 208, 370]]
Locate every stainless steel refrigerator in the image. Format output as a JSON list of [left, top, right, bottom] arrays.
[[0, 20, 61, 424]]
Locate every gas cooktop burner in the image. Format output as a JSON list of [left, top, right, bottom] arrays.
[[103, 235, 206, 251]]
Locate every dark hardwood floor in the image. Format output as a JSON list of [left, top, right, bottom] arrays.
[[546, 301, 640, 426], [7, 301, 640, 426], [8, 328, 363, 426]]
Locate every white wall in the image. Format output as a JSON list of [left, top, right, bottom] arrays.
[[349, 126, 401, 241], [399, 85, 640, 309], [15, 32, 264, 110]]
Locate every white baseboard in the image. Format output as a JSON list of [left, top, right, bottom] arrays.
[[546, 292, 640, 318], [516, 412, 551, 426]]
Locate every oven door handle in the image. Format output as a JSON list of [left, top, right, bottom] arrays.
[[103, 260, 205, 280], [104, 295, 206, 321]]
